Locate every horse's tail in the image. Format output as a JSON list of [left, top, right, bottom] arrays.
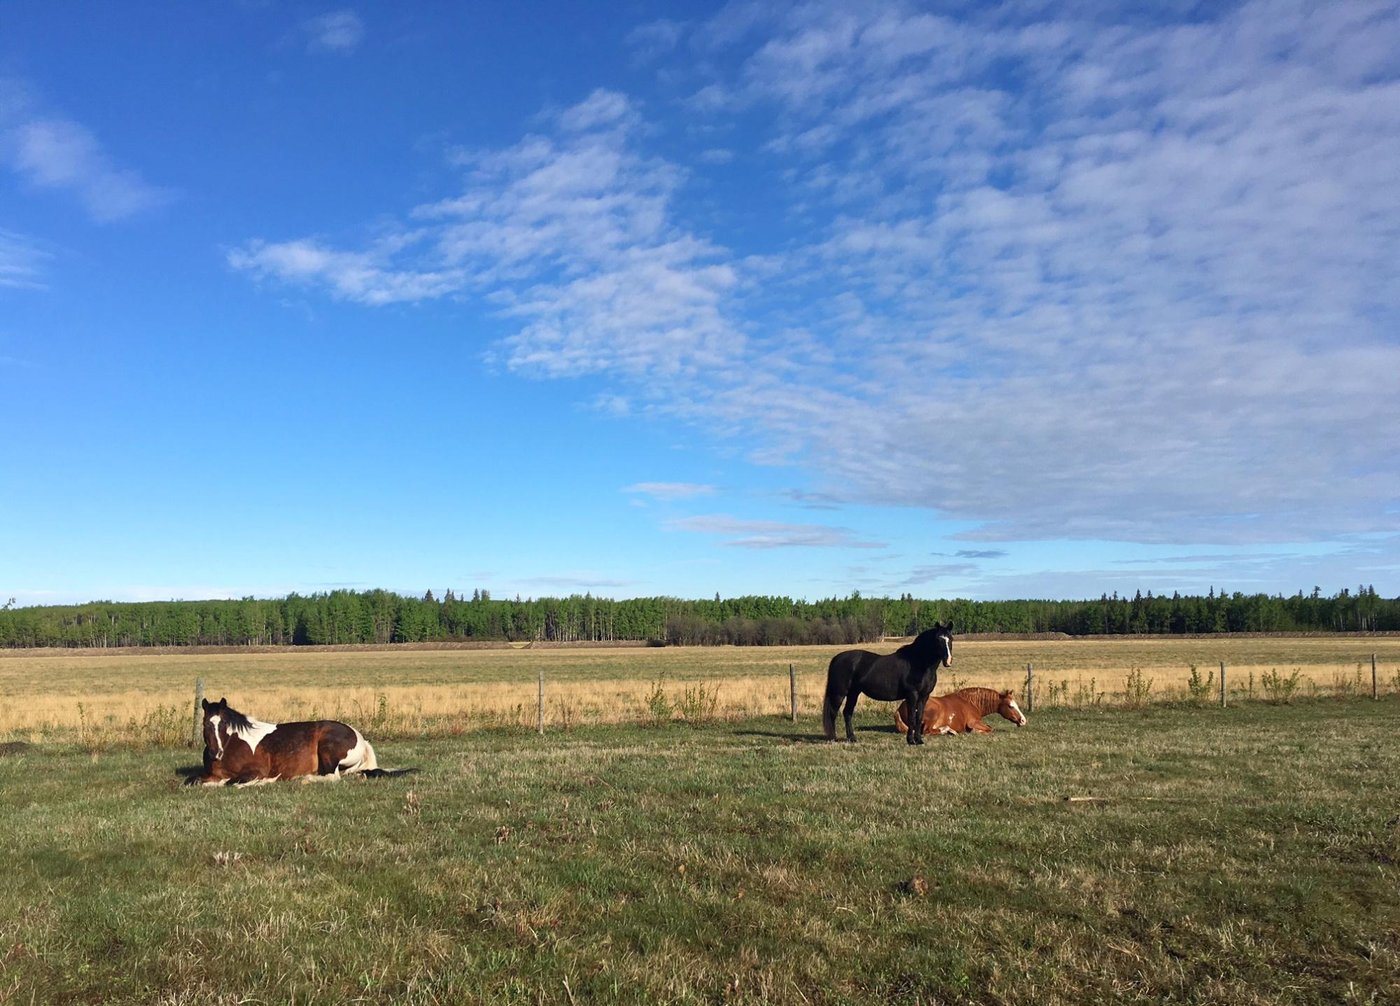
[[360, 739, 379, 772], [339, 733, 378, 775], [822, 653, 850, 739], [362, 767, 418, 779]]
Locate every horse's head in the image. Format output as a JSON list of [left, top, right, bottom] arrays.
[[996, 689, 1027, 727], [201, 697, 254, 759], [935, 623, 954, 668], [201, 697, 231, 760]]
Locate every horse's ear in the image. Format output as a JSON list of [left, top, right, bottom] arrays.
[[201, 698, 211, 711]]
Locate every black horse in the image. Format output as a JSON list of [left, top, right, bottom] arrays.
[[822, 624, 954, 745]]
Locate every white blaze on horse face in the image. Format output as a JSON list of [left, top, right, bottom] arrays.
[[1008, 698, 1027, 726], [207, 713, 225, 759], [940, 635, 953, 666]]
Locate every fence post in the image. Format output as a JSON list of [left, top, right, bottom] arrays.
[[193, 677, 204, 747], [537, 669, 545, 735], [1374, 653, 1379, 701], [789, 663, 798, 723], [1025, 663, 1034, 713], [1219, 662, 1227, 707]]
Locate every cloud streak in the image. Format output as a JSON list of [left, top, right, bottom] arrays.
[[0, 229, 50, 289], [625, 482, 717, 502], [668, 515, 885, 550]]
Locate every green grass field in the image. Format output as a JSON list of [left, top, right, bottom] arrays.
[[2, 699, 1397, 1005]]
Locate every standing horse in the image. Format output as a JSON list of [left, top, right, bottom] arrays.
[[894, 687, 1027, 736], [189, 697, 380, 786], [823, 625, 954, 744]]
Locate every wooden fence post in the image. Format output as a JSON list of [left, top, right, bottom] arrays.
[[1373, 653, 1379, 701], [1219, 662, 1227, 707], [789, 663, 798, 723], [1025, 664, 1034, 713], [537, 669, 545, 735], [193, 677, 204, 747]]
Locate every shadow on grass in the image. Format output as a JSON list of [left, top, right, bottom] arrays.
[[732, 722, 902, 744]]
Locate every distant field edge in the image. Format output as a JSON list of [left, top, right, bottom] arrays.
[[6, 630, 1400, 658]]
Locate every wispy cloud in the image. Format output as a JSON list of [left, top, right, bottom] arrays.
[[0, 229, 51, 289], [1, 81, 174, 223], [228, 237, 465, 306], [625, 482, 717, 502], [231, 88, 747, 379], [231, 2, 1400, 550], [668, 515, 884, 550], [303, 11, 365, 54], [666, 0, 1400, 545], [625, 19, 687, 64]]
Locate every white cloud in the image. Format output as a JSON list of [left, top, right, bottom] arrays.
[[231, 1, 1400, 550], [626, 19, 687, 63], [3, 114, 173, 223], [665, 0, 1400, 545], [232, 90, 748, 378], [228, 237, 465, 305], [303, 11, 364, 54]]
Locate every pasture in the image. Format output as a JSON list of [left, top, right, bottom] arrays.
[[1, 700, 1397, 1005], [2, 635, 1398, 745]]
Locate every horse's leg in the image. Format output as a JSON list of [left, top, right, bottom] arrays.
[[187, 759, 233, 786], [971, 720, 994, 733], [842, 691, 860, 742], [904, 688, 924, 745]]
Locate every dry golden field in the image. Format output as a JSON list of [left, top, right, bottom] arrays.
[[1, 635, 1397, 744]]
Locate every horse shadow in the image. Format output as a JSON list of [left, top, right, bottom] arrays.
[[732, 723, 901, 744], [174, 762, 417, 783]]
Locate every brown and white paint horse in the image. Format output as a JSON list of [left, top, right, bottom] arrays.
[[894, 687, 1027, 737], [190, 697, 379, 786]]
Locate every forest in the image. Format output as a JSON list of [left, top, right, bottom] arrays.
[[0, 586, 1394, 649]]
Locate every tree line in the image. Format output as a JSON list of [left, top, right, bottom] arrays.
[[0, 586, 1394, 649]]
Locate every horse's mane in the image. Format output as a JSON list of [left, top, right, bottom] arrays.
[[951, 687, 1004, 714], [900, 626, 950, 660], [218, 705, 255, 732]]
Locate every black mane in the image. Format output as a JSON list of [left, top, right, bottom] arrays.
[[207, 699, 254, 732]]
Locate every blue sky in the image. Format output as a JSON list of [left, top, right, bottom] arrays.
[[3, 1, 1398, 608]]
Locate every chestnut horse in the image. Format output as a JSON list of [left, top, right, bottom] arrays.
[[894, 687, 1027, 736], [189, 697, 380, 786], [822, 625, 953, 745]]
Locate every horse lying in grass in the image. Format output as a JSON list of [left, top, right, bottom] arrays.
[[894, 687, 1027, 736], [189, 697, 386, 786], [822, 625, 954, 745]]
